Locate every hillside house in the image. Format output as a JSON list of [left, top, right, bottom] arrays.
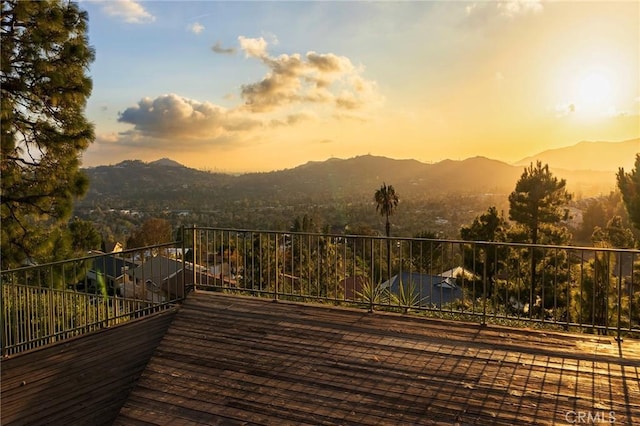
[[126, 256, 217, 301], [381, 271, 463, 308], [80, 253, 136, 296]]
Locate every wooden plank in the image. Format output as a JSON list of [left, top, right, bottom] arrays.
[[1, 309, 177, 426], [114, 292, 639, 425], [3, 291, 639, 425]]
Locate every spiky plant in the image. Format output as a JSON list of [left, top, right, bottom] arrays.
[[391, 277, 428, 313], [356, 278, 390, 312]]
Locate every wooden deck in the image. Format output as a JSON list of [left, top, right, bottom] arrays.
[[1, 308, 177, 425], [115, 292, 640, 425]]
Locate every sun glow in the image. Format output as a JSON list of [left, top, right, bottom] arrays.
[[577, 72, 612, 108]]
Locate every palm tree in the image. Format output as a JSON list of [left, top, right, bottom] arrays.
[[374, 183, 399, 284], [374, 183, 399, 238]]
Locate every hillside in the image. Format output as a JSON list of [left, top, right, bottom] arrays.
[[76, 152, 623, 240], [515, 138, 639, 172], [79, 154, 617, 212]]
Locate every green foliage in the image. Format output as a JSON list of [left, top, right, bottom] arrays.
[[126, 218, 173, 249], [509, 162, 572, 245], [507, 163, 572, 318], [390, 278, 428, 313], [374, 182, 399, 237], [69, 217, 102, 253], [406, 230, 444, 272], [460, 207, 509, 297], [1, 0, 95, 269], [355, 278, 390, 310], [592, 216, 635, 249], [460, 206, 508, 242], [617, 154, 640, 231]]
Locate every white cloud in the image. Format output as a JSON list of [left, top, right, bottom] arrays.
[[115, 94, 262, 145], [498, 0, 543, 18], [187, 22, 204, 35], [238, 36, 268, 59], [96, 0, 155, 24], [237, 37, 383, 113], [111, 36, 383, 149], [465, 0, 543, 21], [554, 102, 575, 118]]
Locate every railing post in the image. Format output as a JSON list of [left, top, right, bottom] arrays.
[[616, 252, 623, 342], [274, 233, 279, 302], [481, 247, 487, 327], [192, 224, 197, 292], [181, 225, 186, 299]]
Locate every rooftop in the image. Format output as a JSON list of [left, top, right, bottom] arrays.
[[5, 291, 637, 425]]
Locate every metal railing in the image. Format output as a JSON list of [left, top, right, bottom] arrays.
[[2, 226, 638, 355], [189, 227, 640, 339], [1, 239, 189, 356]]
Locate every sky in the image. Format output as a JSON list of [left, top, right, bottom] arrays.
[[79, 0, 640, 173]]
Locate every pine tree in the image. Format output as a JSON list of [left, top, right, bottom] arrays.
[[1, 0, 95, 269], [508, 162, 572, 245], [617, 154, 640, 232], [508, 162, 572, 318]]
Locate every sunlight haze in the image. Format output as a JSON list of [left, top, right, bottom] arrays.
[[80, 1, 640, 173]]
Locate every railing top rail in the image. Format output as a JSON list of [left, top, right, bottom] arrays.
[[184, 226, 640, 254], [1, 240, 183, 275]]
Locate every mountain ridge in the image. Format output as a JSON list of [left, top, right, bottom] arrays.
[[514, 138, 638, 172]]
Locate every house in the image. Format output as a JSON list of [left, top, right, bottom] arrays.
[[381, 271, 463, 308], [79, 253, 136, 296], [126, 256, 217, 301], [103, 241, 124, 253], [440, 266, 478, 281]]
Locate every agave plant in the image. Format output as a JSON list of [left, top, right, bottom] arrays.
[[390, 277, 429, 313], [356, 278, 390, 312]]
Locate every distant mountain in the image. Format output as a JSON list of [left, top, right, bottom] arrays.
[[79, 154, 617, 214], [149, 158, 184, 167], [515, 138, 639, 172]]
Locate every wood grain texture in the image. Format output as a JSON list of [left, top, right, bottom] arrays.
[[114, 292, 640, 425], [1, 308, 177, 426]]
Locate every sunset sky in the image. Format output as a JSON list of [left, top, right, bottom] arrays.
[[80, 0, 640, 173]]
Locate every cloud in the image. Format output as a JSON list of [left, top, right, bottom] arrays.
[[212, 41, 236, 55], [187, 22, 204, 35], [95, 132, 120, 144], [498, 0, 543, 18], [115, 94, 262, 146], [238, 36, 268, 58], [269, 112, 317, 127], [465, 0, 542, 21], [237, 37, 382, 113], [95, 0, 155, 24], [554, 102, 575, 117], [110, 36, 383, 151]]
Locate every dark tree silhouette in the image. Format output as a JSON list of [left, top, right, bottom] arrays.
[[1, 0, 95, 268], [374, 182, 399, 238], [508, 162, 572, 316], [374, 182, 399, 282], [617, 154, 640, 232]]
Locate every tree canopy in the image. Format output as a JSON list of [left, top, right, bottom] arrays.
[[508, 161, 572, 245], [1, 0, 95, 268], [374, 182, 399, 238], [617, 153, 640, 231], [127, 218, 174, 249]]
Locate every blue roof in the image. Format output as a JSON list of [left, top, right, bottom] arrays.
[[382, 272, 463, 308]]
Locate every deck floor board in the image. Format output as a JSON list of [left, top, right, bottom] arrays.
[[114, 292, 640, 425]]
